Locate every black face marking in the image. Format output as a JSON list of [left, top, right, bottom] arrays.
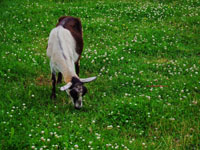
[[70, 77, 83, 89], [69, 77, 87, 97], [69, 89, 78, 103], [67, 77, 88, 109], [82, 86, 87, 96]]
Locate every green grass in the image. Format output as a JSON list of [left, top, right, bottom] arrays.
[[0, 0, 200, 149]]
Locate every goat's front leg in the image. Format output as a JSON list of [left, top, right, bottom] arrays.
[[57, 72, 62, 84], [51, 73, 56, 99], [75, 61, 80, 76]]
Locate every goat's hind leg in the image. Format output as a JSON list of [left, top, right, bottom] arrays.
[[51, 73, 56, 99]]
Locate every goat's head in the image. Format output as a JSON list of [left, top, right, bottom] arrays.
[[60, 77, 96, 109]]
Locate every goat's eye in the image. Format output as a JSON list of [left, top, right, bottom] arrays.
[[70, 89, 78, 99]]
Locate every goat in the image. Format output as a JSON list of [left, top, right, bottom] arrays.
[[47, 16, 96, 109]]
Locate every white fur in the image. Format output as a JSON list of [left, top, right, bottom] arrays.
[[47, 26, 79, 83]]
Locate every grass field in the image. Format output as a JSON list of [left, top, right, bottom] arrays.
[[0, 0, 200, 149]]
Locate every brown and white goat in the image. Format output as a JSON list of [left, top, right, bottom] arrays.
[[47, 16, 96, 109]]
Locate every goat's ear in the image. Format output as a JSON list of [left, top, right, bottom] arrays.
[[80, 77, 97, 83], [60, 82, 72, 91]]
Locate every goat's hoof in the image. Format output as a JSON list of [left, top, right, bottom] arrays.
[[51, 94, 56, 99], [57, 80, 62, 84]]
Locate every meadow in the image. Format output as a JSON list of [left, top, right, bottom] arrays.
[[0, 0, 200, 149]]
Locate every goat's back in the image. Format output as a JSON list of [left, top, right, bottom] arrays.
[[47, 26, 77, 62]]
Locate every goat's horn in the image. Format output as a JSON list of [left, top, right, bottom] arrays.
[[60, 82, 72, 91], [80, 77, 97, 83]]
